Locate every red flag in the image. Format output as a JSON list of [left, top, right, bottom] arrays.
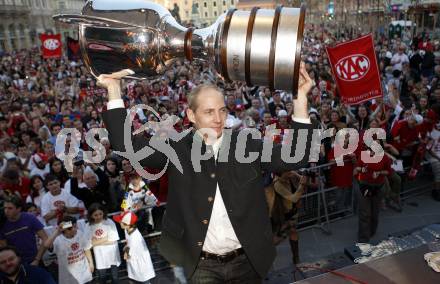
[[326, 34, 382, 105], [40, 34, 62, 59]]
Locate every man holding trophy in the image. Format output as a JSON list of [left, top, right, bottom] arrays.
[[55, 0, 315, 282]]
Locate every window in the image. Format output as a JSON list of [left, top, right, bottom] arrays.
[[204, 2, 207, 7], [204, 12, 208, 17], [213, 1, 216, 7], [231, 0, 234, 4], [19, 24, 25, 37], [223, 0, 226, 6], [8, 24, 15, 38], [214, 11, 217, 16], [185, 11, 189, 17]]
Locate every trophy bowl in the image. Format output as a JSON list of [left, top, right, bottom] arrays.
[[54, 0, 306, 93]]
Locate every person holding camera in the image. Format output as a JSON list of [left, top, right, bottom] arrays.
[[70, 162, 111, 209], [44, 216, 94, 284]]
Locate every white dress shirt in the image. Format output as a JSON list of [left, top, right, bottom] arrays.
[[202, 135, 242, 255]]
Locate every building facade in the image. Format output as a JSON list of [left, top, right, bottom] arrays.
[[192, 0, 237, 27], [236, 0, 301, 10], [0, 0, 83, 52]]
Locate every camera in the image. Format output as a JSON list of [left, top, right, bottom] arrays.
[[298, 168, 317, 180], [73, 150, 84, 167]]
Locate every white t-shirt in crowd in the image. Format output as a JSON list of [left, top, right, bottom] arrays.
[[25, 188, 46, 209], [53, 231, 93, 284], [125, 228, 155, 282], [40, 189, 80, 226], [85, 219, 121, 270], [391, 53, 409, 71]]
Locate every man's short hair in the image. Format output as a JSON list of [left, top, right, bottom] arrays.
[[4, 195, 23, 209], [187, 84, 222, 111], [0, 246, 20, 257], [44, 174, 60, 186]]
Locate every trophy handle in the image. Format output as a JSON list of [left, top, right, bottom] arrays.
[[53, 14, 143, 29]]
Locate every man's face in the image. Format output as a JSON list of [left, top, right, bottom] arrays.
[[47, 180, 61, 195], [187, 89, 227, 138], [263, 113, 272, 125], [52, 126, 61, 136], [44, 143, 54, 156], [3, 203, 20, 221], [226, 95, 235, 106], [17, 146, 28, 157], [0, 250, 20, 276], [83, 172, 97, 188], [251, 99, 260, 109]]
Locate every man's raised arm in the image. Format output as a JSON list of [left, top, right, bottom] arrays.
[[261, 62, 317, 173], [98, 70, 168, 170]]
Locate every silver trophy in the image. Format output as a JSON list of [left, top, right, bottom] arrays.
[[54, 0, 305, 93]]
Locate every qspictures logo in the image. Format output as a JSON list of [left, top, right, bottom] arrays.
[[55, 104, 387, 180]]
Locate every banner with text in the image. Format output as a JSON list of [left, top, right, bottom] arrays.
[[40, 33, 62, 59], [326, 34, 382, 105]]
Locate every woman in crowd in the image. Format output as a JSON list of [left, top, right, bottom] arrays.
[[49, 157, 70, 188], [86, 203, 121, 284], [26, 175, 46, 210]]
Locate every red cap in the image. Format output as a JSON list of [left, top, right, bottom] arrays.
[[113, 211, 138, 225]]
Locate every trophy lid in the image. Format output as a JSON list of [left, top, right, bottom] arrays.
[[88, 0, 169, 15]]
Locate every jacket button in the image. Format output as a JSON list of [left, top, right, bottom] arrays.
[[210, 173, 215, 178], [208, 197, 214, 203], [202, 219, 208, 225], [197, 241, 203, 247]]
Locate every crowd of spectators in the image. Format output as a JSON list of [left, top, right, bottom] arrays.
[[0, 22, 439, 282]]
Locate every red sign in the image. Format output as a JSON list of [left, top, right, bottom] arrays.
[[40, 34, 62, 59], [326, 34, 382, 105]]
